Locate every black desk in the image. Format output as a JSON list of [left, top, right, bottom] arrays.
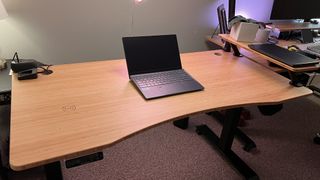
[[0, 60, 11, 179], [0, 60, 11, 105]]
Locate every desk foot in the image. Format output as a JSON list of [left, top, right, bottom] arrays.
[[208, 111, 257, 152], [173, 117, 189, 129], [196, 125, 259, 180], [44, 161, 63, 180], [0, 163, 8, 180]]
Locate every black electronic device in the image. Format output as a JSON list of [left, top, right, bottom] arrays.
[[11, 59, 37, 73], [17, 68, 38, 80], [270, 0, 320, 22], [217, 4, 229, 35], [216, 4, 241, 56], [301, 29, 314, 43], [122, 34, 204, 100], [11, 52, 53, 75], [249, 44, 319, 67]]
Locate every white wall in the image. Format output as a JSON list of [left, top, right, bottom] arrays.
[[235, 0, 274, 22], [0, 0, 220, 65]]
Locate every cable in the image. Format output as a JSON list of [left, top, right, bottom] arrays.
[[37, 65, 53, 75], [308, 72, 317, 86], [12, 52, 20, 63], [211, 24, 220, 38], [130, 1, 135, 35]]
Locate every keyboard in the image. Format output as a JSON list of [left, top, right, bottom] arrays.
[[134, 70, 193, 88], [249, 44, 319, 67], [307, 43, 320, 54]]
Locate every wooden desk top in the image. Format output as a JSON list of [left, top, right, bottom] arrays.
[[219, 34, 320, 72], [10, 50, 311, 171], [267, 22, 320, 32]]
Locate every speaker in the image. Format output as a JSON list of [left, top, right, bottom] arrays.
[[11, 59, 37, 73], [17, 68, 38, 80]]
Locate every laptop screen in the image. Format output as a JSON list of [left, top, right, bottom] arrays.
[[122, 34, 182, 76]]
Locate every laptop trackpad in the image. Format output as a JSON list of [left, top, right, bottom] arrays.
[[141, 81, 203, 99]]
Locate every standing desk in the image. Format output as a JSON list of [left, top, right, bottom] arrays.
[[219, 34, 320, 73], [9, 50, 311, 179], [267, 22, 320, 43], [219, 34, 320, 86], [266, 21, 320, 32]]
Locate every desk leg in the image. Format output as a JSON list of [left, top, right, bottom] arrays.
[[288, 71, 304, 87], [209, 111, 257, 152], [222, 42, 242, 57], [173, 117, 189, 130], [231, 44, 242, 57], [0, 155, 8, 180], [44, 161, 63, 180], [223, 42, 231, 52], [196, 108, 259, 180]]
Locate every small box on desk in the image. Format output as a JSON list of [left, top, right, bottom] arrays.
[[230, 22, 259, 42], [11, 59, 37, 73]]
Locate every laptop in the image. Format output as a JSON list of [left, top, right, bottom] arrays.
[[122, 34, 204, 99], [248, 43, 319, 67]]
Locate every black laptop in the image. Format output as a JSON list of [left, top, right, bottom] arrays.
[[249, 44, 319, 67], [122, 34, 204, 99]]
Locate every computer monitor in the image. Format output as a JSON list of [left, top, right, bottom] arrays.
[[217, 4, 228, 34], [270, 0, 320, 22]]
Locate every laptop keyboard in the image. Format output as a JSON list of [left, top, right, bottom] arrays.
[[307, 43, 320, 54], [134, 70, 193, 88]]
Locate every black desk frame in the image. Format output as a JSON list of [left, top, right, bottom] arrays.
[[174, 108, 259, 180], [195, 108, 258, 180]]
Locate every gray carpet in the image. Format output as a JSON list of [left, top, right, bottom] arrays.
[[5, 95, 320, 180]]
